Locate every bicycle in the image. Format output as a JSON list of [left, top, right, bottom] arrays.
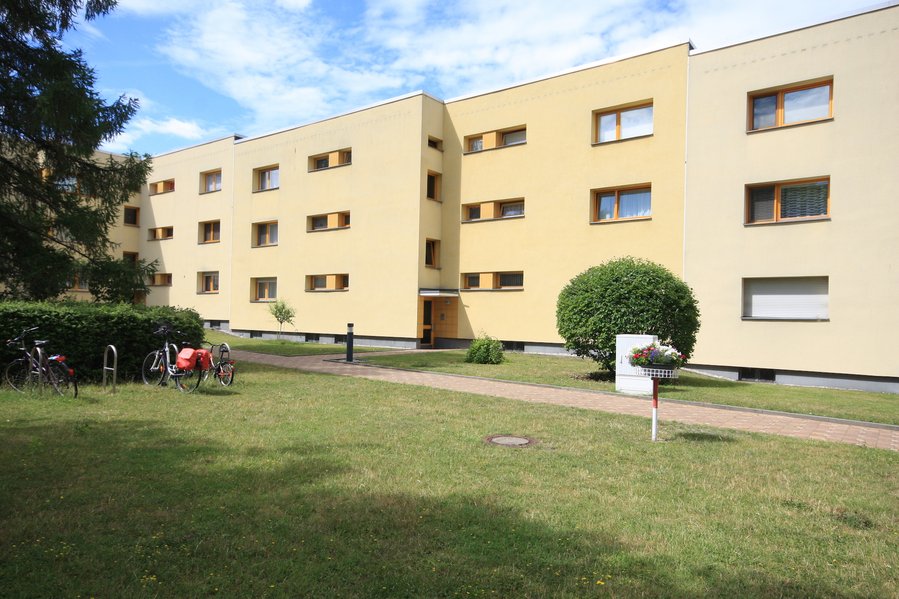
[[141, 325, 201, 393], [200, 342, 235, 386], [4, 327, 78, 397]]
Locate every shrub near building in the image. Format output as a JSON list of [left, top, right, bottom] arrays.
[[556, 257, 700, 372], [465, 334, 505, 365], [0, 302, 203, 382]]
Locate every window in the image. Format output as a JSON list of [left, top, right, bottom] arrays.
[[253, 277, 277, 301], [746, 178, 829, 224], [255, 166, 279, 191], [592, 186, 651, 222], [595, 103, 653, 143], [496, 272, 524, 289], [464, 126, 526, 153], [425, 239, 440, 268], [149, 179, 175, 195], [148, 226, 174, 240], [199, 220, 221, 243], [742, 277, 828, 320], [309, 148, 352, 171], [306, 274, 350, 291], [502, 128, 527, 146], [306, 211, 350, 232], [253, 221, 278, 247], [123, 251, 138, 265], [749, 80, 832, 131], [461, 272, 524, 290], [427, 137, 443, 151], [199, 271, 219, 294], [150, 273, 173, 286], [67, 270, 88, 291], [123, 206, 139, 226], [427, 171, 441, 201], [462, 199, 525, 222], [202, 170, 222, 193], [499, 200, 524, 217]]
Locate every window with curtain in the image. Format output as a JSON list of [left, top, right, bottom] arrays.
[[593, 187, 651, 222], [746, 179, 829, 224]]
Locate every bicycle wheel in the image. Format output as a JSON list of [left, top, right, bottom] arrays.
[[216, 362, 235, 386], [47, 361, 76, 397], [142, 351, 166, 386], [5, 359, 32, 392], [172, 368, 201, 393]]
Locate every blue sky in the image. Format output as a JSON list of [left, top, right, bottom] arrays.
[[64, 0, 884, 156]]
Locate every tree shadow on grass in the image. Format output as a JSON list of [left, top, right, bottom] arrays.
[[0, 419, 861, 599]]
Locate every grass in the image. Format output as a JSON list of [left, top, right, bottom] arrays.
[[204, 329, 385, 357], [361, 350, 899, 425], [1, 364, 897, 598]]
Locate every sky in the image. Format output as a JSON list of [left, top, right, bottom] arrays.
[[63, 0, 888, 156]]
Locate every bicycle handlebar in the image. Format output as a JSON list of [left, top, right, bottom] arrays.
[[6, 326, 39, 345]]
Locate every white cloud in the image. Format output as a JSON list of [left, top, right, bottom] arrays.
[[103, 115, 211, 153], [111, 0, 879, 147]]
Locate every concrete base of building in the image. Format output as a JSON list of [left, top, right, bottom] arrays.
[[228, 329, 417, 349], [688, 364, 899, 394]]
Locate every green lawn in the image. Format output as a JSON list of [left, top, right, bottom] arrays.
[[362, 350, 899, 425], [0, 364, 896, 598], [204, 329, 385, 357]]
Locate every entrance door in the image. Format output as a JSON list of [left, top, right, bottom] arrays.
[[420, 299, 433, 346]]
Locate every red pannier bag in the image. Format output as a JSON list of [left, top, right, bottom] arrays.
[[194, 349, 212, 371], [176, 348, 197, 371]]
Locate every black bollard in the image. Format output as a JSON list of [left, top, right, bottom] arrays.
[[346, 322, 354, 362]]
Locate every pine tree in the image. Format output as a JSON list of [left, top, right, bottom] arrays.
[[0, 0, 152, 299]]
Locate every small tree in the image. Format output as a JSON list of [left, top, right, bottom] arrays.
[[465, 334, 504, 364], [556, 257, 700, 372], [268, 299, 296, 340]]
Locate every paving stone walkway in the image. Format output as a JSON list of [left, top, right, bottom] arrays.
[[233, 350, 899, 452]]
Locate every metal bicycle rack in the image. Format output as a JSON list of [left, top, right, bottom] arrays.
[[28, 346, 45, 392], [103, 345, 118, 392]]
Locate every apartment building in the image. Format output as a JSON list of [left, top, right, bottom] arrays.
[[110, 5, 898, 391]]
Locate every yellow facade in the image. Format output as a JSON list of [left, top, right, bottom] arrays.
[[106, 5, 898, 388], [684, 7, 899, 380]]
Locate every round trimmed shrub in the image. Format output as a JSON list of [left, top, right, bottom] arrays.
[[556, 257, 700, 372], [465, 334, 504, 364]]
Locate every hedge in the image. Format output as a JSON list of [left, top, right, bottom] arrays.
[[0, 301, 204, 383]]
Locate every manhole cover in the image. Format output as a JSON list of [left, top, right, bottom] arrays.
[[485, 434, 537, 447]]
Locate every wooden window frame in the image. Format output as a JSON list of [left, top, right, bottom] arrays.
[[254, 165, 280, 192], [594, 102, 653, 144], [123, 206, 139, 227], [201, 169, 222, 194], [199, 220, 221, 244], [149, 273, 173, 287], [591, 185, 652, 223], [308, 148, 352, 172], [148, 226, 174, 241], [427, 136, 443, 151], [748, 79, 833, 131], [462, 273, 481, 289], [306, 273, 350, 292], [148, 178, 175, 196], [745, 177, 830, 225], [306, 211, 350, 232], [199, 271, 220, 294], [495, 271, 524, 290], [426, 171, 442, 202], [464, 125, 527, 154], [252, 277, 277, 301], [253, 221, 278, 247], [425, 239, 440, 268]]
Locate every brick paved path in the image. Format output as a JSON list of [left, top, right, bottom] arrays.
[[233, 350, 899, 451]]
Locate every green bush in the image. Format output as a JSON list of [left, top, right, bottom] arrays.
[[556, 257, 700, 372], [0, 301, 204, 382], [465, 334, 504, 364]]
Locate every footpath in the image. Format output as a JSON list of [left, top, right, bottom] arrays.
[[232, 350, 899, 452]]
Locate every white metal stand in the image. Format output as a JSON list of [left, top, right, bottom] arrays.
[[637, 366, 680, 441]]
